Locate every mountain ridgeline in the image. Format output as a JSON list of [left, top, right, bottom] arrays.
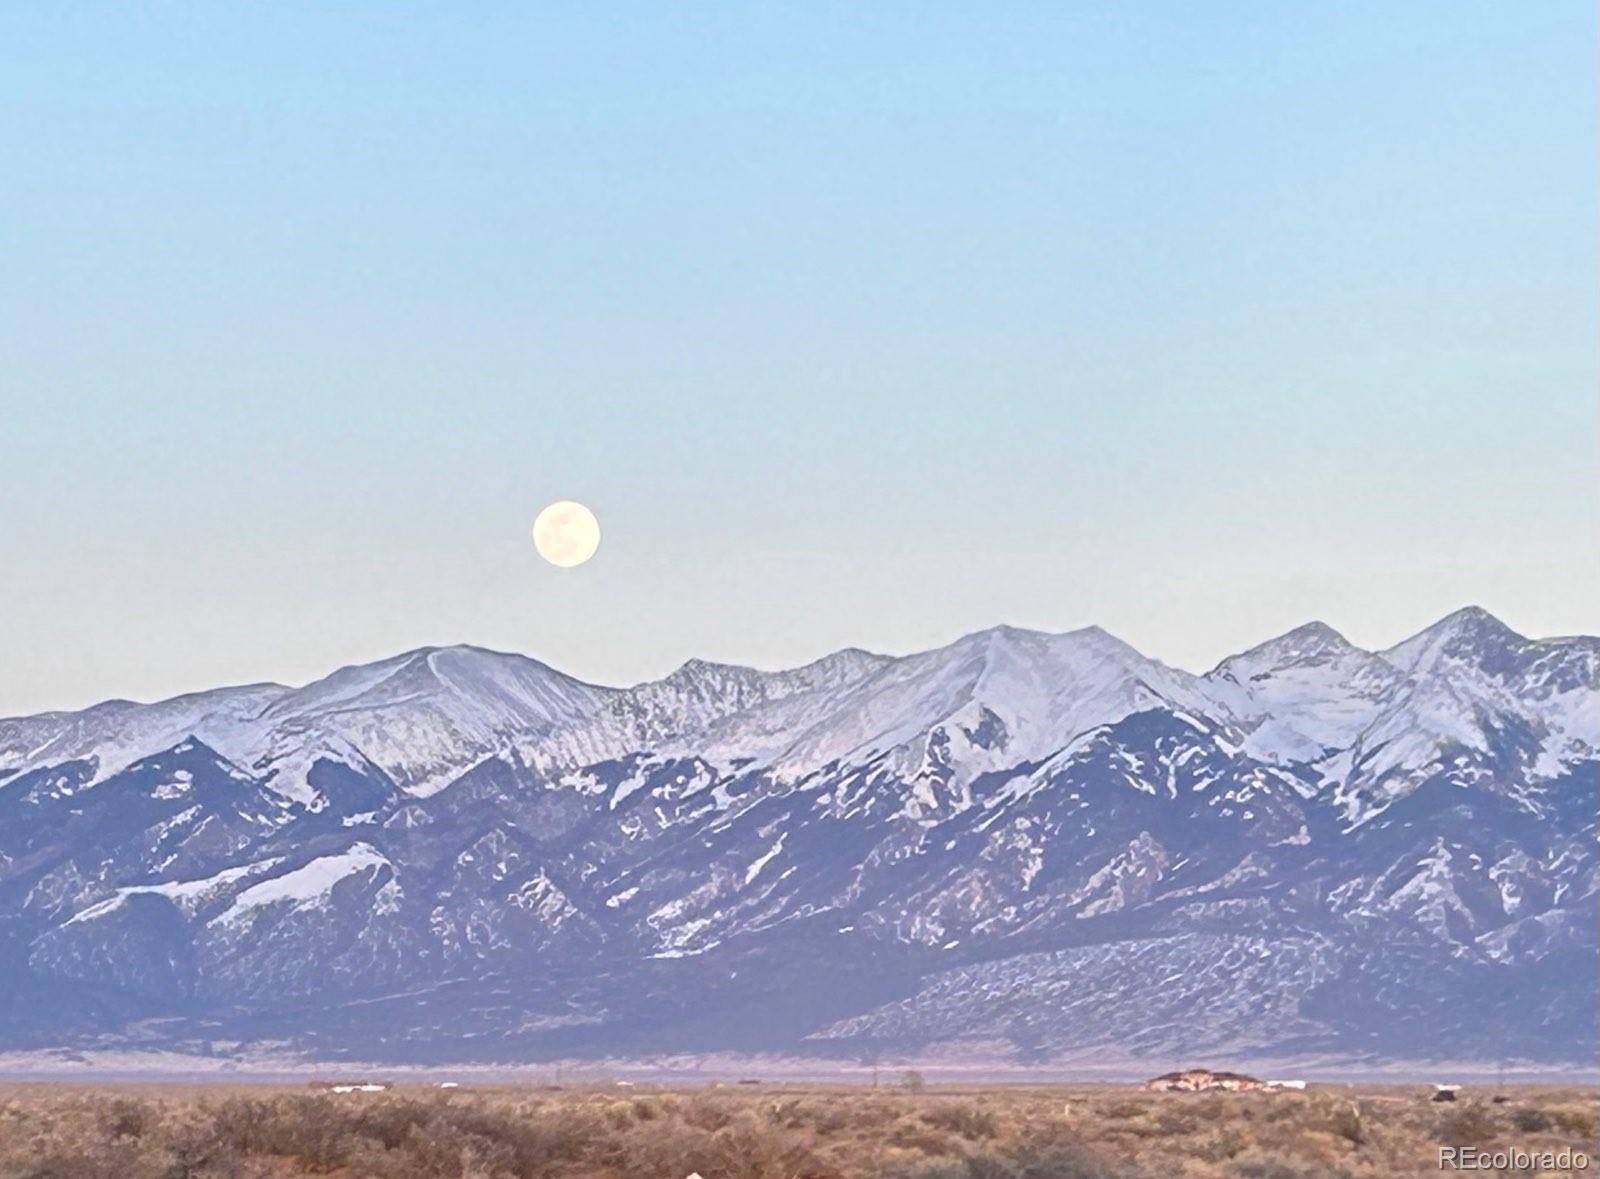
[[1, 608, 1594, 1069]]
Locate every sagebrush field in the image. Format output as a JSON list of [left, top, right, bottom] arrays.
[[0, 1080, 1594, 1178]]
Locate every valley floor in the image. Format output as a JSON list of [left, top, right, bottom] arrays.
[[1, 1079, 1595, 1178]]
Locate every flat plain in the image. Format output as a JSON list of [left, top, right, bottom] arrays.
[[0, 1079, 1595, 1178]]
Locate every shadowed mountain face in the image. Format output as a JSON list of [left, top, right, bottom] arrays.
[[1, 610, 1595, 1068]]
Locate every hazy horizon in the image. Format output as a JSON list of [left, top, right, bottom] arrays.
[[4, 600, 1583, 716]]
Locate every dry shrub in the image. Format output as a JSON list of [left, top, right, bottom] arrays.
[[1260, 1094, 1311, 1123], [1230, 1161, 1354, 1179], [1152, 1107, 1201, 1136], [919, 1102, 999, 1140], [1102, 1100, 1147, 1120], [995, 1123, 1140, 1179], [879, 1162, 970, 1179], [96, 1097, 155, 1141], [708, 1113, 834, 1179], [1547, 1103, 1596, 1137], [998, 1138, 1138, 1179], [0, 1081, 1593, 1179], [601, 1117, 716, 1179], [194, 1091, 608, 1179], [1510, 1106, 1552, 1132], [1436, 1103, 1500, 1148], [1322, 1101, 1364, 1146], [795, 1098, 855, 1137], [885, 1121, 961, 1157], [1201, 1127, 1246, 1161], [679, 1095, 737, 1132]]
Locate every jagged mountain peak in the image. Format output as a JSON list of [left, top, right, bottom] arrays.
[[1369, 609, 1599, 782], [949, 621, 1118, 651], [678, 645, 893, 684], [0, 681, 293, 787], [27, 680, 292, 724], [236, 645, 615, 802], [929, 624, 1159, 686], [657, 657, 792, 697], [1382, 606, 1528, 676], [1202, 623, 1403, 769], [756, 622, 1215, 781], [258, 643, 610, 722], [666, 656, 746, 680], [1210, 620, 1355, 674], [1435, 603, 1518, 634]]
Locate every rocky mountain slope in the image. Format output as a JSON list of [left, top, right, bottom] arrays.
[[1, 608, 1593, 1068]]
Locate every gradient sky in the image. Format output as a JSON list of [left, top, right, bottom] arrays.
[[3, 2, 1595, 715]]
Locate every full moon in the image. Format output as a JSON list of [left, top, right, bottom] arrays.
[[532, 500, 601, 568]]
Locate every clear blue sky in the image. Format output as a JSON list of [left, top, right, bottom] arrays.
[[3, 2, 1595, 713]]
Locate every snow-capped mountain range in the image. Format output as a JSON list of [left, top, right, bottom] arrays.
[[1, 607, 1594, 1068]]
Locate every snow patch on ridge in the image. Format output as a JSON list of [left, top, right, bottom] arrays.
[[64, 858, 285, 925], [212, 844, 390, 926]]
